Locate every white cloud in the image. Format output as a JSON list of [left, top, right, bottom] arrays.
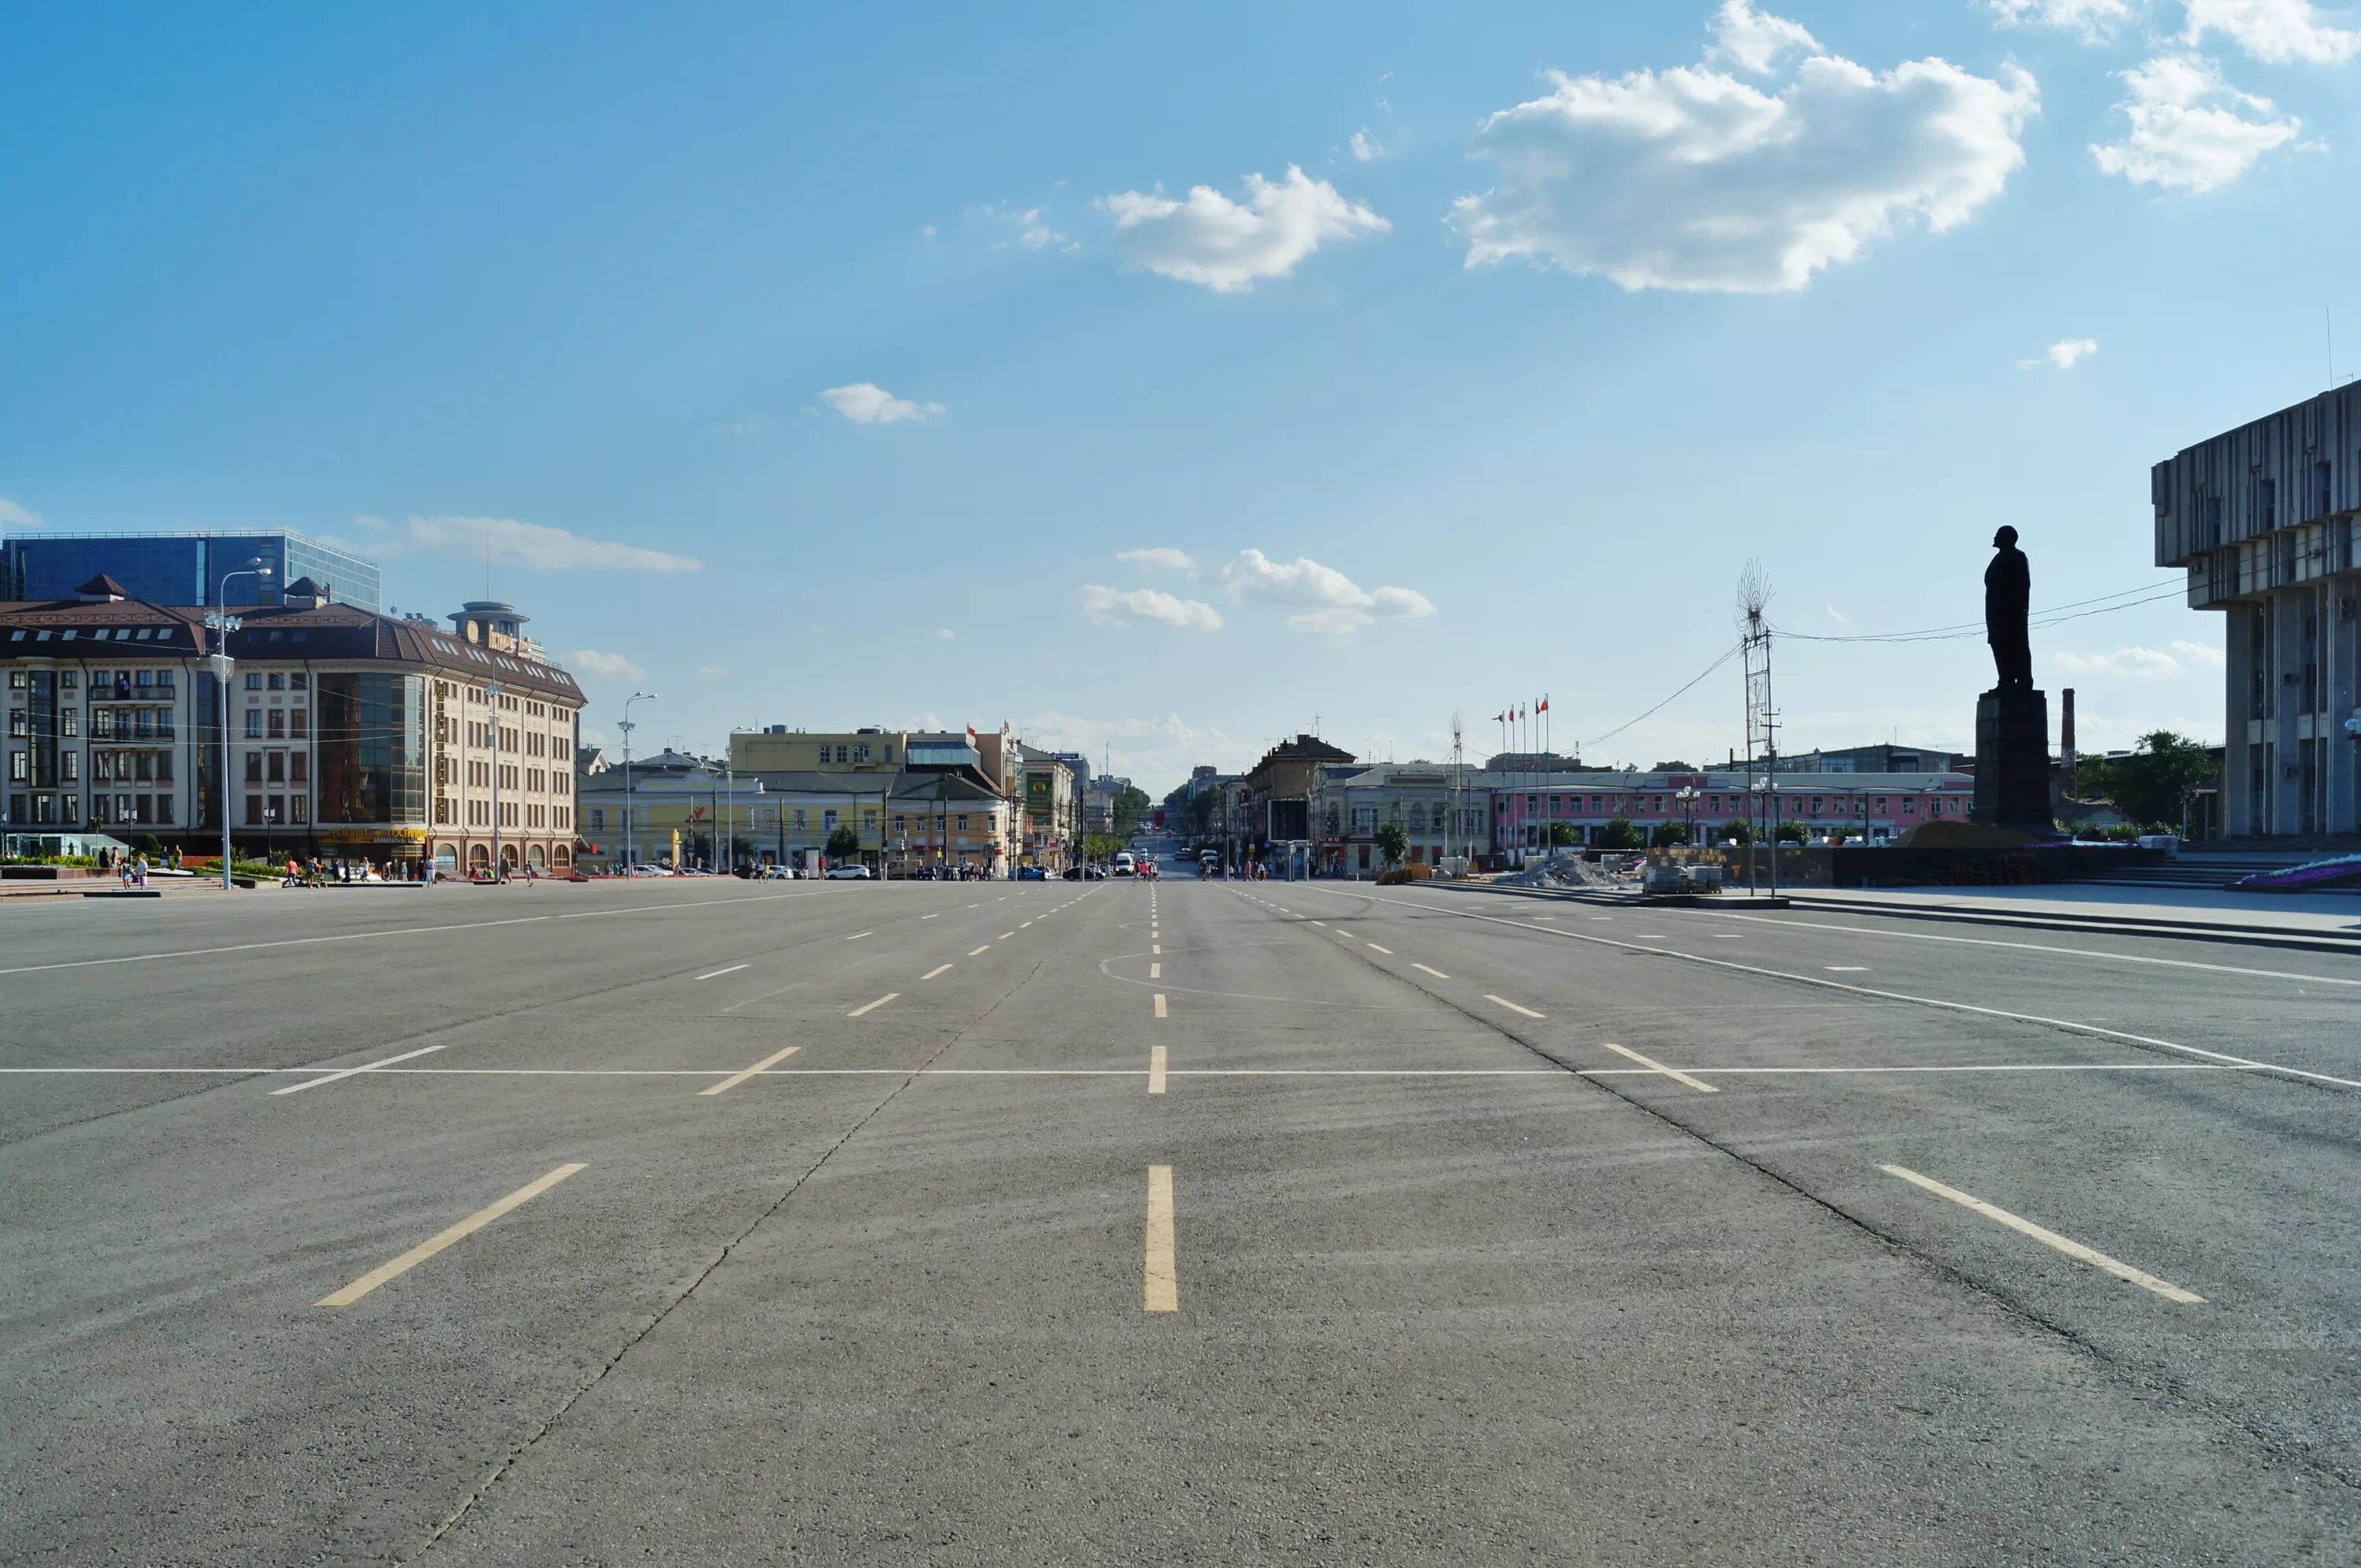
[[1078, 585, 1225, 632], [2171, 637, 2227, 670], [1451, 9, 2038, 294], [934, 627, 956, 640], [2049, 644, 2187, 676], [1115, 546, 1196, 573], [1349, 129, 1383, 161], [1100, 165, 1389, 293], [353, 514, 700, 573], [2019, 336, 2100, 368], [2185, 0, 2361, 64], [1018, 710, 1248, 792], [1709, 0, 1819, 73], [976, 201, 1076, 252], [1217, 548, 1436, 636], [920, 223, 938, 238], [569, 648, 648, 682], [0, 496, 46, 529], [1983, 0, 2141, 42], [696, 664, 729, 677], [1826, 604, 1851, 625], [2091, 53, 2300, 192], [820, 382, 945, 424]]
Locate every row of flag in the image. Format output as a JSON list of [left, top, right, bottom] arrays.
[[1493, 697, 1549, 725]]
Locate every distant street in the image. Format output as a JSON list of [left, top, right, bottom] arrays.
[[6, 868, 2360, 1564]]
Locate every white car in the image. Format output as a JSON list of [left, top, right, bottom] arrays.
[[824, 863, 872, 880]]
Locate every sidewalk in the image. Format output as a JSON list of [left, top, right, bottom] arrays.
[[1780, 883, 2361, 946]]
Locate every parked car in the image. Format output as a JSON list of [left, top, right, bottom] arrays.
[[824, 863, 872, 880], [1015, 865, 1048, 880], [764, 864, 797, 880]]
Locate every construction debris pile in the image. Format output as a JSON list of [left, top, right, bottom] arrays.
[[1496, 854, 1635, 891]]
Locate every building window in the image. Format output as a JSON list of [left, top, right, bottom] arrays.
[[266, 710, 284, 738], [290, 708, 306, 738], [246, 752, 263, 783], [267, 751, 285, 784], [288, 795, 306, 825], [245, 793, 262, 825], [244, 710, 262, 738], [245, 672, 261, 691], [853, 744, 870, 763]]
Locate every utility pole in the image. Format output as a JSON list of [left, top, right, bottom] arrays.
[[621, 690, 654, 871], [207, 559, 271, 889]]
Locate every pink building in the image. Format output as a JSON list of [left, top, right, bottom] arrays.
[[1489, 769, 1977, 853]]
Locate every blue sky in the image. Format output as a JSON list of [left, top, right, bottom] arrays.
[[5, 1, 2357, 794]]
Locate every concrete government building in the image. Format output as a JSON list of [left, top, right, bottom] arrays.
[[2154, 383, 2360, 836], [4, 577, 582, 875]]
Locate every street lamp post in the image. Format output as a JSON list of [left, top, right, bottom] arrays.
[[206, 559, 272, 890], [620, 690, 655, 872], [1675, 785, 1698, 852]]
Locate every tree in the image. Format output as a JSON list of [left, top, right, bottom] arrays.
[[825, 824, 863, 862], [1113, 785, 1153, 836], [1715, 818, 1753, 846], [1596, 817, 1644, 850], [1079, 832, 1126, 863], [1546, 821, 1583, 847], [1773, 820, 1810, 845], [1373, 821, 1410, 866], [2076, 731, 2217, 832], [1650, 821, 1690, 848]]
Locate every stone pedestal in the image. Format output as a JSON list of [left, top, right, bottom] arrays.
[[1971, 687, 2052, 834]]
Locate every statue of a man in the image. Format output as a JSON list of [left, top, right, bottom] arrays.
[[1985, 526, 2032, 690]]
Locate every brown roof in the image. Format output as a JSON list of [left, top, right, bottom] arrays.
[[0, 596, 582, 702]]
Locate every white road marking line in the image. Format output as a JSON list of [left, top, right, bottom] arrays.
[[969, 946, 991, 956], [1713, 935, 1743, 940], [317, 1163, 587, 1308], [20, 1061, 2260, 1082], [1021, 921, 1033, 928], [272, 1043, 449, 1097], [1880, 1164, 2204, 1304], [1632, 934, 1668, 939], [1150, 962, 1161, 980], [1153, 993, 1167, 1019], [1411, 963, 1450, 979], [1310, 920, 1326, 926], [1151, 943, 1162, 955], [1827, 965, 1869, 972], [1144, 1165, 1177, 1312], [696, 964, 748, 980], [1380, 892, 2361, 1093], [922, 964, 952, 980], [967, 902, 979, 908], [922, 913, 939, 920], [1366, 942, 1393, 954], [848, 993, 899, 1017], [1713, 910, 2361, 989], [847, 931, 873, 941], [1598, 1040, 1718, 1094], [999, 931, 1016, 940], [700, 1044, 801, 1096], [1148, 1045, 1168, 1095], [1484, 994, 1545, 1020]]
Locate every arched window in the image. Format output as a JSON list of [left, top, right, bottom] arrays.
[[527, 843, 547, 868], [467, 843, 490, 869]]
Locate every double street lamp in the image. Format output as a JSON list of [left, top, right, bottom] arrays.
[[206, 559, 272, 891], [621, 690, 656, 871]]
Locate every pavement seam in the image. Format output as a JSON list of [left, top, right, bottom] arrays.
[[404, 887, 1111, 1559]]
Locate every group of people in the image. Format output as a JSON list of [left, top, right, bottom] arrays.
[[908, 861, 988, 881]]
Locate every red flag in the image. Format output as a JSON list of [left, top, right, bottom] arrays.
[[1538, 696, 1549, 714]]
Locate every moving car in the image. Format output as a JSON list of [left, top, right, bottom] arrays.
[[1014, 865, 1048, 880], [1113, 850, 1136, 877], [824, 863, 872, 880]]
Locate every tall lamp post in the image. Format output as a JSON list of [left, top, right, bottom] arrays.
[[1675, 784, 1698, 851], [621, 690, 655, 871], [486, 681, 504, 879], [205, 559, 272, 890]]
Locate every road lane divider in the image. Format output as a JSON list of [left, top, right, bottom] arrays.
[[1154, 994, 1167, 1019], [696, 964, 749, 980], [1149, 1045, 1168, 1095], [848, 993, 899, 1017], [700, 1045, 801, 1096], [1484, 994, 1545, 1020], [1150, 962, 1161, 980], [922, 965, 952, 980], [999, 931, 1016, 939], [1598, 1041, 1718, 1094], [1366, 943, 1392, 954], [317, 1164, 586, 1307], [1411, 963, 1450, 980], [273, 1043, 449, 1097], [1144, 1165, 1177, 1312], [1879, 1164, 2204, 1304], [847, 931, 873, 941], [970, 946, 991, 956]]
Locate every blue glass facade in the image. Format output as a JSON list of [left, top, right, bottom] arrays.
[[1, 532, 382, 611]]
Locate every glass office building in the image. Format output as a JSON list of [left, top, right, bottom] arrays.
[[0, 531, 382, 611]]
